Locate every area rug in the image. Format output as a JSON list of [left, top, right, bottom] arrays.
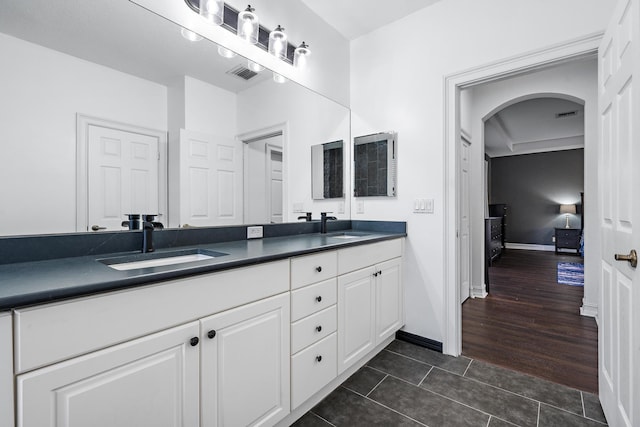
[[557, 262, 584, 286]]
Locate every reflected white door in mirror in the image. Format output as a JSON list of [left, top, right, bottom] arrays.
[[76, 115, 168, 233]]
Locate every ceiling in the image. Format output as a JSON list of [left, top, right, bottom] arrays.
[[300, 0, 444, 40], [484, 97, 585, 158], [0, 0, 270, 92]]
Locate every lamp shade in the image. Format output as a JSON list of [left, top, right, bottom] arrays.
[[559, 204, 577, 214], [237, 5, 259, 44], [200, 0, 224, 25], [268, 25, 287, 59]]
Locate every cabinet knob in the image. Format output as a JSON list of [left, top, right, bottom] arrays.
[[316, 295, 322, 302], [190, 337, 200, 347], [316, 355, 322, 362], [316, 266, 322, 272], [378, 270, 382, 276], [373, 272, 378, 277], [207, 330, 217, 339], [316, 325, 322, 332]]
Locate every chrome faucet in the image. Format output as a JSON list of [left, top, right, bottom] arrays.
[[141, 214, 163, 253], [320, 212, 337, 234]]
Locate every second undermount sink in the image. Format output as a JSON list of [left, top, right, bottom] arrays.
[[327, 231, 371, 240], [99, 248, 227, 271]]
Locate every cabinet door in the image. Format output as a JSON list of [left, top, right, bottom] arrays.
[[200, 293, 290, 427], [17, 322, 200, 427], [375, 257, 403, 345], [337, 267, 376, 374]]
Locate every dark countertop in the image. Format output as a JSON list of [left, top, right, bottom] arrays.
[[0, 230, 405, 311]]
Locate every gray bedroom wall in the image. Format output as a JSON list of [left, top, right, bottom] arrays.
[[490, 149, 584, 246]]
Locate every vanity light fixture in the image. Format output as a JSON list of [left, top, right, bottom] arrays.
[[247, 60, 264, 73], [268, 25, 287, 59], [293, 41, 311, 70], [199, 0, 224, 25], [217, 45, 236, 58], [180, 28, 203, 42], [237, 5, 259, 44], [272, 72, 287, 84]]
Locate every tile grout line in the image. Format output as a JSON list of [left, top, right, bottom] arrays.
[[417, 366, 434, 387], [463, 358, 473, 377], [342, 386, 430, 427], [536, 402, 541, 427], [308, 411, 337, 427], [485, 416, 492, 427], [580, 391, 586, 417], [384, 348, 471, 376], [365, 374, 389, 398]]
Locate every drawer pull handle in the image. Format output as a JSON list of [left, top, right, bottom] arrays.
[[190, 337, 200, 347], [316, 355, 323, 362], [316, 266, 322, 272], [316, 325, 322, 332], [207, 330, 217, 339], [316, 295, 322, 302]]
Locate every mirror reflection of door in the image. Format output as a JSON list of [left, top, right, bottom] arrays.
[[87, 125, 159, 231], [244, 133, 284, 224]]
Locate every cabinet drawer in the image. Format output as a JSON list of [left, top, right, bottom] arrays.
[[291, 305, 337, 354], [291, 333, 337, 409], [291, 251, 337, 290], [338, 239, 402, 275], [291, 278, 337, 321]]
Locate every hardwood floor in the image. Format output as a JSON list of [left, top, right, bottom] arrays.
[[462, 249, 599, 394]]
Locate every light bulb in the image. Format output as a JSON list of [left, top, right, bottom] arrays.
[[237, 5, 259, 44], [268, 25, 288, 59], [294, 42, 311, 70], [217, 46, 236, 58], [273, 72, 287, 84], [248, 60, 264, 73], [200, 0, 224, 25], [180, 28, 203, 42]]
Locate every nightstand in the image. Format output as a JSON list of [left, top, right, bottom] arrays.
[[555, 228, 581, 254]]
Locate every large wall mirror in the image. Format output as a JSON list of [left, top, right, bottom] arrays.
[[311, 140, 344, 200], [0, 0, 350, 236]]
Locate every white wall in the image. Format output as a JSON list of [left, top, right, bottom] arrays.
[[350, 0, 614, 343], [237, 80, 351, 222], [0, 33, 167, 236], [131, 0, 350, 107], [464, 59, 598, 314]]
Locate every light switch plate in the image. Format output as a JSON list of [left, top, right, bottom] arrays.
[[247, 226, 263, 239], [357, 201, 364, 214]]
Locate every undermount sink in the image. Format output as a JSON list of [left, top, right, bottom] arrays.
[[327, 232, 370, 240], [99, 248, 227, 271]]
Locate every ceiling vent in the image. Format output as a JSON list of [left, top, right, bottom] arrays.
[[555, 110, 579, 119], [226, 65, 258, 81]]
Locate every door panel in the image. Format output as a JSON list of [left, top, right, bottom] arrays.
[[598, 0, 639, 425]]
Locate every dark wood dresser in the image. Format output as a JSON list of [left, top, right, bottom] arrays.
[[555, 228, 581, 254], [486, 217, 503, 265]]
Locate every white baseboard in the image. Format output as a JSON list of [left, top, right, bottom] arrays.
[[471, 285, 488, 299], [580, 300, 598, 318], [505, 243, 556, 252]]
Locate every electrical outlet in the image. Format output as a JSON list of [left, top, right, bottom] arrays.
[[552, 236, 556, 243], [247, 226, 263, 239]]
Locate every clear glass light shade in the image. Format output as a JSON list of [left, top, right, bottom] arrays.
[[293, 42, 311, 69], [272, 72, 287, 83], [199, 0, 224, 25], [237, 5, 259, 44], [268, 25, 287, 59], [247, 60, 264, 73], [217, 46, 236, 58], [180, 28, 203, 42]]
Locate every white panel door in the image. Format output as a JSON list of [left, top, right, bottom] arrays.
[[268, 145, 283, 224], [200, 293, 290, 427], [337, 267, 376, 374], [88, 125, 159, 231], [598, 0, 640, 425], [460, 139, 471, 302], [17, 322, 200, 427], [179, 129, 242, 227]]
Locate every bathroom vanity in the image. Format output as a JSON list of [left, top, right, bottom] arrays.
[[0, 223, 405, 427]]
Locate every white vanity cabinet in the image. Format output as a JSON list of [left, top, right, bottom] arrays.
[[337, 240, 404, 374], [200, 293, 290, 427], [17, 322, 201, 427], [13, 261, 290, 427], [1, 312, 14, 427]]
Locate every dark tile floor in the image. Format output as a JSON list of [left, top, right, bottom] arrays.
[[293, 340, 607, 427]]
